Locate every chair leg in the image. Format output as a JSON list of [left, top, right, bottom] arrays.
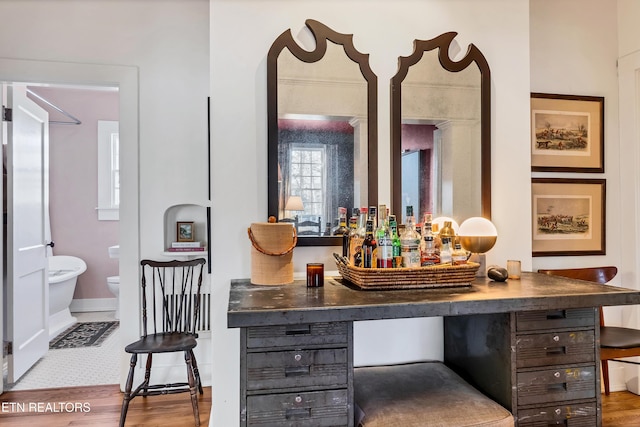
[[120, 354, 138, 427], [184, 350, 201, 427], [602, 359, 611, 396], [143, 353, 153, 396], [190, 349, 204, 395]]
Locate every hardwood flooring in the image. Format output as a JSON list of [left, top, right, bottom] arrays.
[[1, 385, 639, 426], [0, 385, 211, 426]]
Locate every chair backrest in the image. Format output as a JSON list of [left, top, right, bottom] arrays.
[[140, 258, 206, 336], [537, 266, 618, 326], [298, 216, 322, 236]]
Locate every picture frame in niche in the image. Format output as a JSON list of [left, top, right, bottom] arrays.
[[532, 178, 605, 257], [177, 221, 195, 242], [531, 93, 604, 172]]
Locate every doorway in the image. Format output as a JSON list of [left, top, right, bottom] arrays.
[[3, 84, 120, 391], [0, 58, 139, 395]]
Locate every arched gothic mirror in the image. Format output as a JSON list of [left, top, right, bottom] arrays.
[[267, 19, 378, 246], [391, 32, 491, 224]]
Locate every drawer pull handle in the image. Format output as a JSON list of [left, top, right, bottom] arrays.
[[546, 346, 566, 356], [555, 408, 562, 415], [285, 366, 311, 377], [546, 310, 566, 320], [294, 354, 302, 362], [553, 335, 560, 342], [286, 407, 310, 419], [554, 371, 561, 378], [294, 395, 303, 403], [547, 383, 567, 392], [286, 325, 311, 336]]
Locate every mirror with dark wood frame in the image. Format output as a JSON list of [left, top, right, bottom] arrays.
[[267, 19, 378, 246], [391, 32, 491, 224]]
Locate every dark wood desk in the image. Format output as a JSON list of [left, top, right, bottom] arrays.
[[228, 272, 640, 426]]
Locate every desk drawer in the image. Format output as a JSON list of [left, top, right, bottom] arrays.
[[517, 366, 596, 406], [247, 389, 349, 426], [516, 308, 595, 332], [517, 402, 597, 427], [247, 348, 348, 391], [247, 323, 349, 349], [516, 330, 595, 368]]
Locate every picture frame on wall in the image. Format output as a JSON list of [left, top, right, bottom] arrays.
[[532, 178, 606, 257], [177, 221, 195, 242], [531, 93, 604, 172]]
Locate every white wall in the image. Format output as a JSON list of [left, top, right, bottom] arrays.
[[0, 0, 210, 389], [211, 0, 531, 424]]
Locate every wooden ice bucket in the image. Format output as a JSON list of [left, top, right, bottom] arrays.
[[247, 217, 297, 285]]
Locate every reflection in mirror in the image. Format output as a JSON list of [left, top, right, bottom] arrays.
[[391, 33, 491, 224], [268, 19, 377, 246]]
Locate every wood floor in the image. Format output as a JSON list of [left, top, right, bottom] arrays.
[[0, 385, 210, 426], [1, 385, 639, 426]]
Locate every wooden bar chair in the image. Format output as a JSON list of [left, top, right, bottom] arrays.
[[119, 258, 207, 426], [538, 266, 640, 395]]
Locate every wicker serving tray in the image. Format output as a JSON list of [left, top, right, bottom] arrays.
[[335, 261, 480, 290]]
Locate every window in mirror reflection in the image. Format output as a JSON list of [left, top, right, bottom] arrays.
[[278, 118, 354, 233]]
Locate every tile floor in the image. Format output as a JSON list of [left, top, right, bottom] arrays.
[[3, 311, 120, 391]]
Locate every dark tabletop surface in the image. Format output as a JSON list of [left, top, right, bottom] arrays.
[[227, 272, 640, 327]]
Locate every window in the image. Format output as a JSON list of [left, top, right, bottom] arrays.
[[97, 120, 119, 220], [289, 145, 325, 219]]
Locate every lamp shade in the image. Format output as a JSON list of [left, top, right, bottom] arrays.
[[458, 217, 498, 254], [284, 196, 304, 211]]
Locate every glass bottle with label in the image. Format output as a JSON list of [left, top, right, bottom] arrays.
[[350, 207, 368, 267], [400, 206, 421, 268], [361, 219, 376, 268], [389, 214, 402, 267], [452, 241, 468, 265], [440, 237, 453, 265], [332, 207, 349, 236], [375, 204, 393, 268]]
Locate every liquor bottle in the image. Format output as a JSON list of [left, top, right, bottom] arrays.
[[420, 213, 440, 266], [346, 213, 358, 260], [400, 206, 421, 268], [440, 237, 453, 265], [350, 207, 368, 266], [367, 205, 377, 230], [332, 207, 349, 236], [361, 219, 376, 268], [452, 241, 468, 265], [375, 204, 393, 268], [389, 214, 401, 267]]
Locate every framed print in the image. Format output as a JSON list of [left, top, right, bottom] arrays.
[[532, 178, 605, 257], [177, 221, 195, 242], [531, 93, 604, 172]]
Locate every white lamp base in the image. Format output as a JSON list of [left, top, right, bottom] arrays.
[[469, 253, 487, 277]]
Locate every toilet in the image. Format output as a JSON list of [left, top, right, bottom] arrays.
[[107, 276, 120, 320]]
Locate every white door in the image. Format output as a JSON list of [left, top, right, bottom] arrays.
[[3, 84, 50, 384]]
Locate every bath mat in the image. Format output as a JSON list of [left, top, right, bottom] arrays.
[[49, 321, 119, 350]]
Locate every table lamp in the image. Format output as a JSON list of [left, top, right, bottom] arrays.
[[284, 196, 304, 219], [458, 217, 498, 277]]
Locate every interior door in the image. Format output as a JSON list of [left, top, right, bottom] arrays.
[[3, 84, 50, 383]]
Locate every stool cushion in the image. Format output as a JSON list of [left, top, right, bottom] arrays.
[[354, 361, 514, 427]]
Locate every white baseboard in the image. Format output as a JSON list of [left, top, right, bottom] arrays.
[[70, 297, 117, 313]]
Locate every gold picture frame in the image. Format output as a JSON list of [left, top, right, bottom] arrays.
[[532, 178, 605, 257], [531, 93, 604, 172], [176, 221, 195, 242]]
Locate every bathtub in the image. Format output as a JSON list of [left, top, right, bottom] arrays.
[[48, 255, 87, 340]]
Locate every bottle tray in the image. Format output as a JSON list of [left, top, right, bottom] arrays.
[[335, 260, 480, 290]]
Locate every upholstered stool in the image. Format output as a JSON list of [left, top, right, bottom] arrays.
[[354, 361, 514, 427]]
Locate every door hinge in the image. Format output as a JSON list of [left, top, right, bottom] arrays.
[[4, 341, 12, 356], [2, 106, 12, 122]]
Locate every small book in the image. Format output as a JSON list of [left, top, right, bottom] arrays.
[[167, 247, 206, 252], [171, 241, 202, 248]]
